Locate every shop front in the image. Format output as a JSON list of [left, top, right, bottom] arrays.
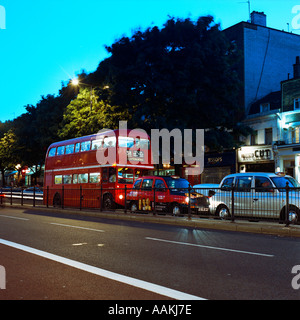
[[201, 151, 236, 184], [237, 145, 275, 173], [275, 144, 300, 181]]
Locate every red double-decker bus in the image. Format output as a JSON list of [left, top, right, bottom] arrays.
[[43, 129, 153, 209]]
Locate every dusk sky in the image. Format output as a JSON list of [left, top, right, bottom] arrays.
[[0, 0, 299, 122]]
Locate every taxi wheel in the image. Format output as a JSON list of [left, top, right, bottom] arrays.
[[281, 205, 300, 224], [172, 204, 182, 216], [216, 205, 230, 219], [130, 202, 138, 213]]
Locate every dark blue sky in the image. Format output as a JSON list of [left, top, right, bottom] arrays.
[[0, 0, 298, 122]]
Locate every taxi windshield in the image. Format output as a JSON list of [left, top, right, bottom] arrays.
[[270, 176, 300, 190], [165, 178, 190, 190]]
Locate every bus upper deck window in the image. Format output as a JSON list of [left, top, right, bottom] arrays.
[[65, 144, 74, 154], [57, 146, 65, 156], [75, 143, 80, 153], [104, 136, 116, 148], [81, 141, 91, 152], [48, 147, 56, 157], [92, 140, 102, 150], [140, 139, 149, 149]]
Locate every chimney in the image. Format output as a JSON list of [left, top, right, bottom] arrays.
[[294, 56, 300, 79], [251, 11, 267, 27]]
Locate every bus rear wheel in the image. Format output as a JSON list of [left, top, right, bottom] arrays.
[[53, 193, 62, 207]]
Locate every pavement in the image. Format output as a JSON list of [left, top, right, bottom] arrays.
[[3, 204, 300, 238]]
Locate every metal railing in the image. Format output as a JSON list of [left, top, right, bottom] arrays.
[[1, 185, 300, 225]]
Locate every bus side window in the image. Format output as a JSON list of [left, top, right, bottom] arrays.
[[54, 175, 62, 184], [81, 141, 91, 152], [73, 174, 78, 184], [75, 143, 80, 153], [57, 146, 65, 156], [78, 173, 88, 183], [65, 144, 74, 154], [48, 147, 56, 157], [63, 175, 72, 184], [90, 173, 101, 183], [104, 136, 116, 148], [109, 168, 116, 182], [92, 140, 102, 150], [102, 168, 108, 182]]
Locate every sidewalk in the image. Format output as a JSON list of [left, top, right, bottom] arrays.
[[5, 204, 300, 238]]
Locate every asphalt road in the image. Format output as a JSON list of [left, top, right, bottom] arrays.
[[0, 207, 300, 300]]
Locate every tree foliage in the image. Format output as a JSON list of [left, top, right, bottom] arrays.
[[90, 16, 246, 150], [0, 129, 19, 186], [0, 15, 250, 184]]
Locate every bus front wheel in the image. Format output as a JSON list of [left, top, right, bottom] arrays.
[[103, 194, 115, 210]]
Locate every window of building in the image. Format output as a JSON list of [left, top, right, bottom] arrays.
[[290, 126, 300, 144], [260, 103, 270, 113], [250, 130, 258, 145], [265, 128, 273, 145], [294, 98, 300, 110]]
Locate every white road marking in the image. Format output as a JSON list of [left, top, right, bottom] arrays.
[[49, 222, 104, 233], [0, 214, 29, 221], [72, 243, 88, 246], [145, 237, 274, 258], [0, 239, 205, 300]]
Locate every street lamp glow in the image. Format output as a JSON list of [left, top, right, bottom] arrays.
[[72, 78, 79, 86]]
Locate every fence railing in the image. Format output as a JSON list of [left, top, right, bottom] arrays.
[[1, 185, 300, 225]]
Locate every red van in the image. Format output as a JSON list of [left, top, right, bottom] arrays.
[[126, 176, 210, 215]]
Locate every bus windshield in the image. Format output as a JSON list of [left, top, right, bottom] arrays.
[[118, 168, 134, 184]]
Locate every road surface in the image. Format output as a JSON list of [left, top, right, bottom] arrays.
[[0, 207, 300, 300]]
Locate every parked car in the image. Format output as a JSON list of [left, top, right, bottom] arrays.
[[23, 187, 43, 194], [209, 172, 300, 223], [193, 184, 219, 197], [126, 176, 210, 215], [0, 193, 5, 206]]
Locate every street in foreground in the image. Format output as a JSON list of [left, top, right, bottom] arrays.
[[0, 208, 300, 300]]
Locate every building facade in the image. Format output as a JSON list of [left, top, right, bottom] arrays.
[[224, 11, 300, 115], [275, 59, 300, 181]]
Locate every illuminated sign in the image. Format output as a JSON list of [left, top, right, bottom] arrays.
[[238, 146, 273, 163]]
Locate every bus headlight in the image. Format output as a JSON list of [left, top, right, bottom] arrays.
[[119, 194, 124, 200], [185, 197, 189, 204]]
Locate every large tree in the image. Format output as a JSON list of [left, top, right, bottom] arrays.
[[0, 129, 19, 186], [89, 16, 246, 150]]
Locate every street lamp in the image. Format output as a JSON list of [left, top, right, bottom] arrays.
[[71, 78, 94, 111], [71, 78, 80, 86]]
